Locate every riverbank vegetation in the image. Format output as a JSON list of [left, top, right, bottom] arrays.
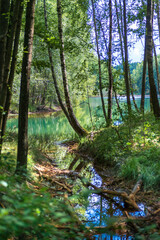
[[0, 0, 160, 239]]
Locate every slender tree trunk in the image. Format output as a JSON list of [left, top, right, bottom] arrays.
[[117, 0, 138, 112], [129, 69, 139, 112], [43, 0, 87, 136], [119, 0, 124, 38], [0, 2, 24, 151], [146, 0, 160, 117], [156, 0, 160, 40], [0, 0, 21, 132], [107, 0, 113, 124], [43, 0, 70, 121], [153, 40, 160, 93], [123, 0, 131, 113], [57, 0, 87, 136], [91, 0, 108, 125], [140, 36, 147, 111], [115, 0, 124, 61], [113, 87, 124, 121], [0, 0, 10, 129], [16, 0, 36, 174]]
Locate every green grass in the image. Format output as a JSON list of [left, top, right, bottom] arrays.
[[79, 113, 160, 190]]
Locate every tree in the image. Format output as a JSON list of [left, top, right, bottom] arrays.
[[123, 0, 131, 113], [140, 36, 147, 112], [91, 0, 108, 125], [146, 0, 160, 117], [43, 0, 87, 137], [16, 0, 36, 174], [0, 0, 10, 130], [57, 0, 87, 137], [0, 1, 24, 149], [107, 0, 113, 124]]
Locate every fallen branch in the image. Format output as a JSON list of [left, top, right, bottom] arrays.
[[74, 173, 141, 211], [53, 180, 72, 193]]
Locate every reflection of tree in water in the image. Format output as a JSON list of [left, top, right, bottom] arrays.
[[69, 155, 88, 172]]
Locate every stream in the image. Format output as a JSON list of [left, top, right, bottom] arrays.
[[47, 143, 146, 239], [7, 97, 149, 239]]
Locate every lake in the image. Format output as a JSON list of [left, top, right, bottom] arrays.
[[7, 96, 152, 138]]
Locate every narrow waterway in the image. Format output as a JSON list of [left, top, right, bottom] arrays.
[[44, 143, 146, 239]]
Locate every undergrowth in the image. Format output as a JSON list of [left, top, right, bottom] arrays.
[[79, 113, 160, 190], [0, 144, 86, 240]]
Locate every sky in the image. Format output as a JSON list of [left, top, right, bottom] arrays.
[[129, 38, 160, 63]]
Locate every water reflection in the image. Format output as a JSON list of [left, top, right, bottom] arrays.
[[51, 146, 145, 239], [7, 97, 153, 138]]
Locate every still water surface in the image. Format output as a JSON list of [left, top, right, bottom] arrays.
[[7, 97, 151, 137]]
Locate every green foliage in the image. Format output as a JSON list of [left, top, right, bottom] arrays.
[[80, 112, 160, 190], [0, 176, 84, 239], [120, 147, 160, 189]]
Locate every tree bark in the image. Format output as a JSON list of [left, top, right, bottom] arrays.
[[16, 0, 36, 174], [0, 1, 24, 151], [146, 0, 160, 117], [43, 0, 70, 121], [0, 0, 10, 128], [91, 0, 108, 125], [107, 0, 113, 124], [153, 40, 160, 93], [57, 0, 87, 136], [140, 35, 147, 111], [156, 0, 160, 40], [123, 0, 131, 113]]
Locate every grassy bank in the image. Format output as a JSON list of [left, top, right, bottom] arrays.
[[79, 113, 160, 190]]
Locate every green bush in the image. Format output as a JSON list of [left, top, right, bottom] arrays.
[[0, 177, 85, 240]]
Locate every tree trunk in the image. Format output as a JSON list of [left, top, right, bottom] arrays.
[[140, 35, 147, 112], [115, 0, 124, 61], [57, 0, 87, 136], [0, 1, 24, 151], [0, 0, 10, 128], [113, 87, 124, 121], [156, 0, 160, 40], [16, 0, 36, 174], [91, 0, 108, 125], [123, 0, 131, 113], [116, 0, 137, 112], [153, 40, 160, 93], [146, 0, 160, 117], [107, 0, 113, 124], [0, 0, 21, 132]]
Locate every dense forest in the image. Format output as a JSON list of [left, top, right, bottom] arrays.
[[0, 0, 160, 239]]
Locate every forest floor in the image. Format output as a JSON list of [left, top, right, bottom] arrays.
[[33, 139, 160, 239]]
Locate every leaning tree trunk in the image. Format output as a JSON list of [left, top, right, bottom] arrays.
[[43, 0, 71, 121], [91, 0, 108, 125], [16, 0, 36, 174], [146, 0, 160, 117], [57, 0, 87, 137], [123, 0, 131, 113], [0, 1, 24, 151], [44, 0, 87, 136], [107, 0, 113, 124]]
